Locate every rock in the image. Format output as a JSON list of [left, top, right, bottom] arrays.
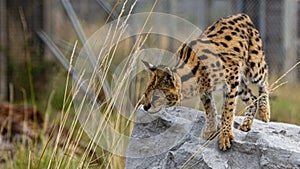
[[125, 106, 300, 169]]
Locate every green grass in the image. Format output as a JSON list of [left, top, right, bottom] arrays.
[[5, 83, 299, 169], [5, 1, 300, 168], [5, 144, 80, 169], [269, 85, 300, 125]]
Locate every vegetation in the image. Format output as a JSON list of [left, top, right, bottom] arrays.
[[1, 1, 300, 168], [270, 85, 300, 125]]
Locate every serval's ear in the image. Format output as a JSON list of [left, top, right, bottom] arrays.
[[165, 67, 172, 75], [141, 60, 156, 72]]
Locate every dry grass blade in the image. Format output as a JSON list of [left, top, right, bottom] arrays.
[[45, 41, 77, 169], [269, 61, 300, 90]]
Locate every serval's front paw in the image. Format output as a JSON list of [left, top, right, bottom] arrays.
[[258, 106, 270, 122], [219, 131, 234, 151], [238, 119, 253, 132], [202, 128, 218, 140]]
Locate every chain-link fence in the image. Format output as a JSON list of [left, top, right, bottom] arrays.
[[1, 0, 299, 102], [131, 0, 300, 82], [0, 1, 300, 167]]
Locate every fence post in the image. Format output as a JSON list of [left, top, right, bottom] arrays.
[[283, 0, 298, 83], [0, 0, 7, 101], [198, 0, 210, 30], [259, 0, 266, 44]]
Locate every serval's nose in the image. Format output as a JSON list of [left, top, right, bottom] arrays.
[[143, 103, 151, 111]]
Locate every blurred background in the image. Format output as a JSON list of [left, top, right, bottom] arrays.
[[0, 0, 299, 123], [0, 0, 299, 168]]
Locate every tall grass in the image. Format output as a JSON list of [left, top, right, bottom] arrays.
[[35, 1, 157, 169], [5, 1, 299, 169], [4, 1, 149, 168]]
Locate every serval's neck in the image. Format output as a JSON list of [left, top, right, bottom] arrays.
[[172, 64, 200, 99]]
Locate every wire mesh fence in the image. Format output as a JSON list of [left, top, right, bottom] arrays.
[[0, 0, 299, 102]]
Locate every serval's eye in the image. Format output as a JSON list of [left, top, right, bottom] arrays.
[[164, 81, 172, 87], [152, 95, 160, 102]]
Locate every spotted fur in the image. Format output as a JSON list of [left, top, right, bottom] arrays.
[[142, 14, 270, 151]]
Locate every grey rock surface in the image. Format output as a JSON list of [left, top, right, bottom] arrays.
[[125, 106, 300, 169]]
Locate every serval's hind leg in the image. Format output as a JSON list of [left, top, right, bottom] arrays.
[[257, 81, 270, 122], [237, 78, 258, 132]]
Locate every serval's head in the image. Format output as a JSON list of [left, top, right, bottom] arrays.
[[141, 60, 182, 113]]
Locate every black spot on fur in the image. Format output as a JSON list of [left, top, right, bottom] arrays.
[[191, 63, 200, 75], [249, 40, 253, 46], [220, 26, 228, 30], [189, 40, 197, 47], [251, 50, 259, 55], [253, 73, 258, 78], [242, 97, 250, 102], [184, 47, 192, 63], [258, 46, 261, 50], [217, 30, 224, 34], [233, 47, 240, 52], [225, 35, 232, 41], [205, 98, 211, 104], [181, 72, 194, 82], [229, 21, 235, 25], [212, 42, 220, 46], [237, 89, 244, 95], [209, 26, 216, 32], [238, 41, 243, 48], [208, 34, 217, 38], [240, 24, 246, 28], [202, 49, 219, 57], [221, 57, 227, 63], [199, 55, 208, 60], [229, 95, 235, 99], [179, 44, 186, 59], [246, 22, 253, 27], [220, 42, 228, 48]]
